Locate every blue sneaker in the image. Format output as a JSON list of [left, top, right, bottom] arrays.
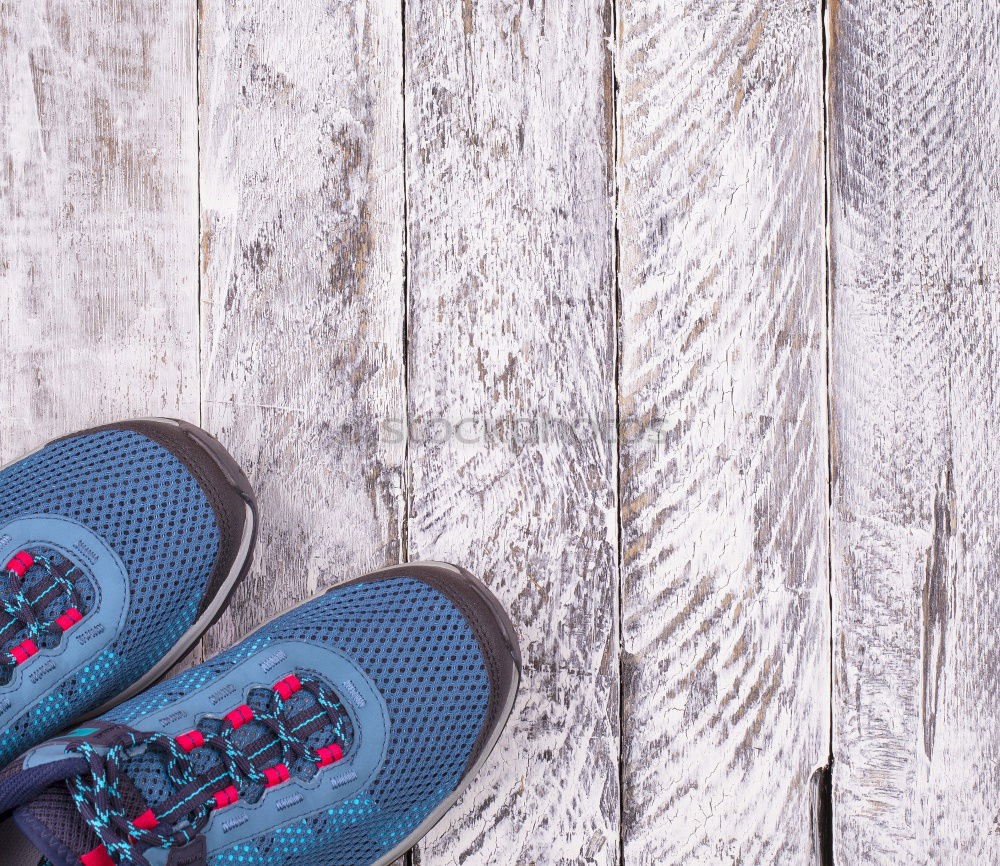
[[0, 563, 520, 866], [0, 418, 258, 768]]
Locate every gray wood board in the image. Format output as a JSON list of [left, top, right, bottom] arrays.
[[0, 0, 199, 452], [404, 0, 620, 862], [829, 0, 1000, 861], [197, 0, 407, 663], [617, 0, 832, 862]]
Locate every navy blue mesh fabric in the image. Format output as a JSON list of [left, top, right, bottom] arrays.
[[103, 576, 491, 866], [0, 430, 220, 765]]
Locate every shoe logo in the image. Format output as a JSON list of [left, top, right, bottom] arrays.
[[259, 650, 288, 673], [28, 659, 56, 684], [70, 539, 100, 567], [221, 814, 249, 834], [340, 679, 367, 708], [75, 623, 105, 645], [209, 683, 238, 705], [329, 768, 358, 789], [164, 837, 206, 865], [275, 792, 304, 811], [158, 709, 185, 727]]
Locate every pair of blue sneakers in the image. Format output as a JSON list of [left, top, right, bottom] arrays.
[[0, 420, 521, 866]]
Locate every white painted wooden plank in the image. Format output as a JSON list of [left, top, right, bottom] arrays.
[[0, 0, 199, 454], [829, 1, 1000, 861], [404, 1, 618, 863], [617, 1, 830, 862], [198, 0, 406, 668]]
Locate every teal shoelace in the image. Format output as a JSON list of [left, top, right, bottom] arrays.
[[0, 549, 85, 682], [68, 675, 350, 866]]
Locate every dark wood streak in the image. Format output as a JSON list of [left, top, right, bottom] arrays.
[[921, 464, 953, 760]]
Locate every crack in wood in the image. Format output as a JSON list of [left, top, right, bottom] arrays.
[[811, 761, 834, 866], [921, 463, 954, 761]]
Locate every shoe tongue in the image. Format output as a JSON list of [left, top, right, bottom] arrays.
[[13, 778, 151, 866], [0, 753, 88, 816], [0, 816, 48, 866], [0, 725, 141, 866], [13, 787, 108, 866]]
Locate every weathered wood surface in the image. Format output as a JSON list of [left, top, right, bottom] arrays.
[[6, 0, 1000, 860], [404, 1, 619, 863], [829, 1, 1000, 862], [617, 1, 831, 862], [198, 0, 406, 663], [0, 0, 199, 454]]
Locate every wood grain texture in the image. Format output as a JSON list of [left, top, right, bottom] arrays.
[[198, 0, 406, 658], [617, 1, 830, 862], [404, 1, 618, 863], [0, 0, 199, 454], [829, 0, 1000, 861]]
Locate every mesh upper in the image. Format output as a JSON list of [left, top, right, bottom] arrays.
[[0, 429, 221, 766], [103, 576, 492, 866]]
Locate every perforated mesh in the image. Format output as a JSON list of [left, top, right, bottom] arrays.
[[0, 430, 221, 765], [104, 576, 491, 866]]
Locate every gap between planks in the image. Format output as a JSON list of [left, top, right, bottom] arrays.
[[820, 0, 836, 862]]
